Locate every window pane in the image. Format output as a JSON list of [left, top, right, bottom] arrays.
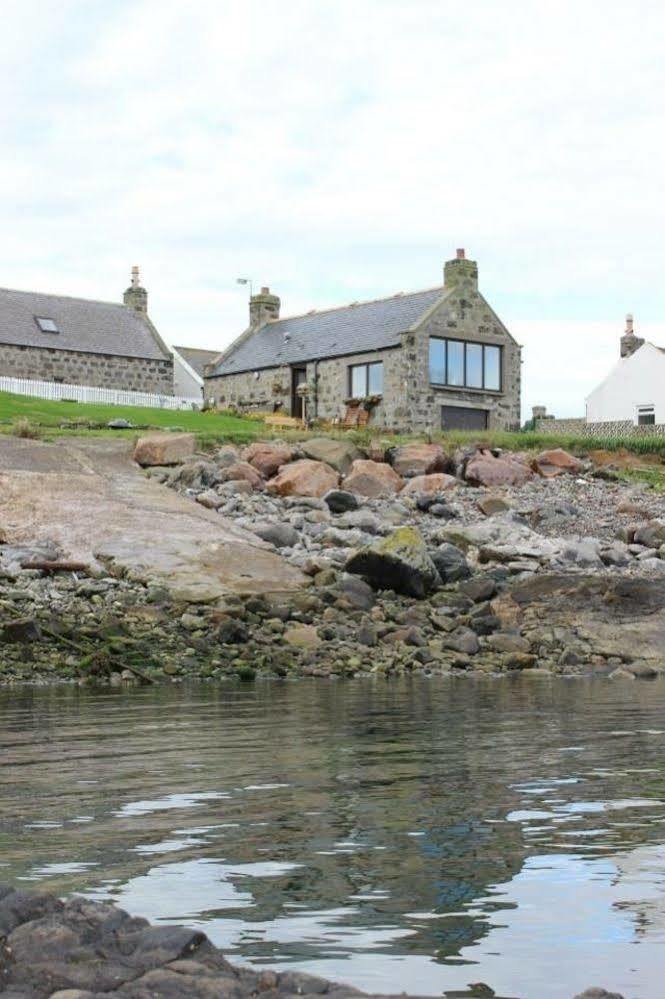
[[447, 340, 464, 386], [350, 365, 366, 397], [466, 343, 483, 388], [429, 339, 445, 383], [484, 345, 501, 390], [368, 362, 383, 394]]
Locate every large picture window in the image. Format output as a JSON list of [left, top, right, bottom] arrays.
[[429, 338, 501, 391], [349, 361, 383, 397]]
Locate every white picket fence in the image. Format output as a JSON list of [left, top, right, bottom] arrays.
[[0, 376, 201, 411]]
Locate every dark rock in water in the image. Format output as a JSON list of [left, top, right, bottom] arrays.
[[324, 489, 360, 514], [1, 618, 42, 644], [430, 544, 471, 583], [459, 576, 497, 603], [253, 522, 300, 549], [346, 527, 440, 599]]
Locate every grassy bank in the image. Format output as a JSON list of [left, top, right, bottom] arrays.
[[1, 391, 665, 467]]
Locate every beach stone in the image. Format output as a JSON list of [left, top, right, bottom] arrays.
[[1, 618, 42, 643], [244, 442, 294, 478], [213, 445, 240, 468], [284, 624, 321, 649], [464, 449, 532, 487], [633, 519, 665, 548], [170, 460, 222, 490], [430, 543, 471, 582], [195, 490, 224, 510], [133, 433, 196, 467], [337, 575, 376, 610], [253, 523, 300, 549], [221, 461, 264, 489], [401, 473, 458, 497], [346, 526, 440, 598], [323, 489, 360, 514], [344, 459, 404, 498], [300, 438, 362, 475], [388, 443, 451, 477], [267, 459, 339, 498], [533, 448, 584, 477], [459, 575, 497, 602], [477, 495, 511, 516]]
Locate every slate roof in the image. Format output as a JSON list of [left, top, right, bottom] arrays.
[[173, 346, 220, 377], [0, 287, 171, 361], [210, 286, 445, 376]]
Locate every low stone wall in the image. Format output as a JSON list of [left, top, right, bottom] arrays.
[[535, 418, 665, 438], [0, 342, 174, 394]]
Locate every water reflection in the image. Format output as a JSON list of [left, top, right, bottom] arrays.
[[1, 678, 665, 996]]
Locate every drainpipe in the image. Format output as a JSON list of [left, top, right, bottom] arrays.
[[313, 360, 319, 420]]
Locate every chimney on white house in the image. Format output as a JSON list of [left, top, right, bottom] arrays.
[[620, 312, 644, 358], [123, 266, 148, 313]]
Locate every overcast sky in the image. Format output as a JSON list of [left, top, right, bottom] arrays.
[[2, 0, 664, 417]]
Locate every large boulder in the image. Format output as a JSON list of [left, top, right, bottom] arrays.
[[266, 459, 339, 498], [133, 433, 196, 467], [344, 459, 404, 498], [300, 437, 362, 475], [345, 526, 440, 598], [401, 473, 458, 497], [220, 461, 264, 489], [389, 443, 451, 477], [533, 448, 583, 477], [464, 449, 533, 487], [243, 441, 294, 478]]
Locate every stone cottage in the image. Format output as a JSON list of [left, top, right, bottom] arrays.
[[0, 268, 173, 393], [204, 250, 521, 431]]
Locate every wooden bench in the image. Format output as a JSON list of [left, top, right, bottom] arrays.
[[264, 414, 304, 430]]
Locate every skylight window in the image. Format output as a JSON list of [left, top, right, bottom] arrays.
[[35, 317, 59, 333]]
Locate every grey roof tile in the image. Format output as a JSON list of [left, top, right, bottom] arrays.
[[173, 346, 221, 377], [0, 287, 171, 361], [210, 286, 444, 376]]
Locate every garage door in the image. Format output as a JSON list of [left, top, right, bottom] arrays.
[[441, 405, 488, 430]]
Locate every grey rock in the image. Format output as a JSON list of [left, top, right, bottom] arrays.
[[337, 574, 376, 610], [442, 627, 480, 655], [252, 523, 300, 549], [459, 576, 497, 602], [430, 543, 471, 583]]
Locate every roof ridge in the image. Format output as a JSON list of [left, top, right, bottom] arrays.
[[265, 284, 443, 326], [0, 286, 129, 310]]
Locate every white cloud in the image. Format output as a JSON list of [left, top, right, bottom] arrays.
[[1, 0, 664, 417]]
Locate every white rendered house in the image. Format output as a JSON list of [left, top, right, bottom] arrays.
[[585, 315, 664, 425]]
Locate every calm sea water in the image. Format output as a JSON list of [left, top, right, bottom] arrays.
[[2, 677, 665, 998]]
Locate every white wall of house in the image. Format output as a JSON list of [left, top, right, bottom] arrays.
[[586, 342, 665, 423], [172, 348, 203, 399]]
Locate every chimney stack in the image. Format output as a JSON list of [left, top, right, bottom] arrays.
[[620, 312, 644, 358], [123, 265, 148, 313], [444, 248, 478, 291], [249, 286, 280, 329]]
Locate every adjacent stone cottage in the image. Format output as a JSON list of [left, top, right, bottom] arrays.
[[205, 250, 521, 431], [0, 268, 173, 394]]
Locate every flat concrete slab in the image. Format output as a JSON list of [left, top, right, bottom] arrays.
[[0, 437, 306, 601]]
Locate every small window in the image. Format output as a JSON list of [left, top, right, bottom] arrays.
[[637, 406, 655, 426], [35, 317, 59, 333], [349, 361, 383, 397]]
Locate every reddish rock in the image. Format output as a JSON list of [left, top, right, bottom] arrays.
[[401, 473, 458, 496], [389, 443, 451, 477], [366, 439, 387, 463], [344, 459, 404, 498], [266, 459, 339, 498], [464, 449, 533, 487], [243, 441, 294, 478], [221, 461, 264, 489], [533, 448, 583, 477], [133, 433, 196, 467]]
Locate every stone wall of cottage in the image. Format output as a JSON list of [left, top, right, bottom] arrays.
[[206, 365, 292, 413], [0, 343, 174, 394], [310, 349, 402, 427], [398, 287, 521, 432]]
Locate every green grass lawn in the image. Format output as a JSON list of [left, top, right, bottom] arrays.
[[0, 392, 261, 443]]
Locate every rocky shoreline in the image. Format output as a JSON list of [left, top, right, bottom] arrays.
[[0, 884, 624, 998], [2, 436, 665, 685]]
